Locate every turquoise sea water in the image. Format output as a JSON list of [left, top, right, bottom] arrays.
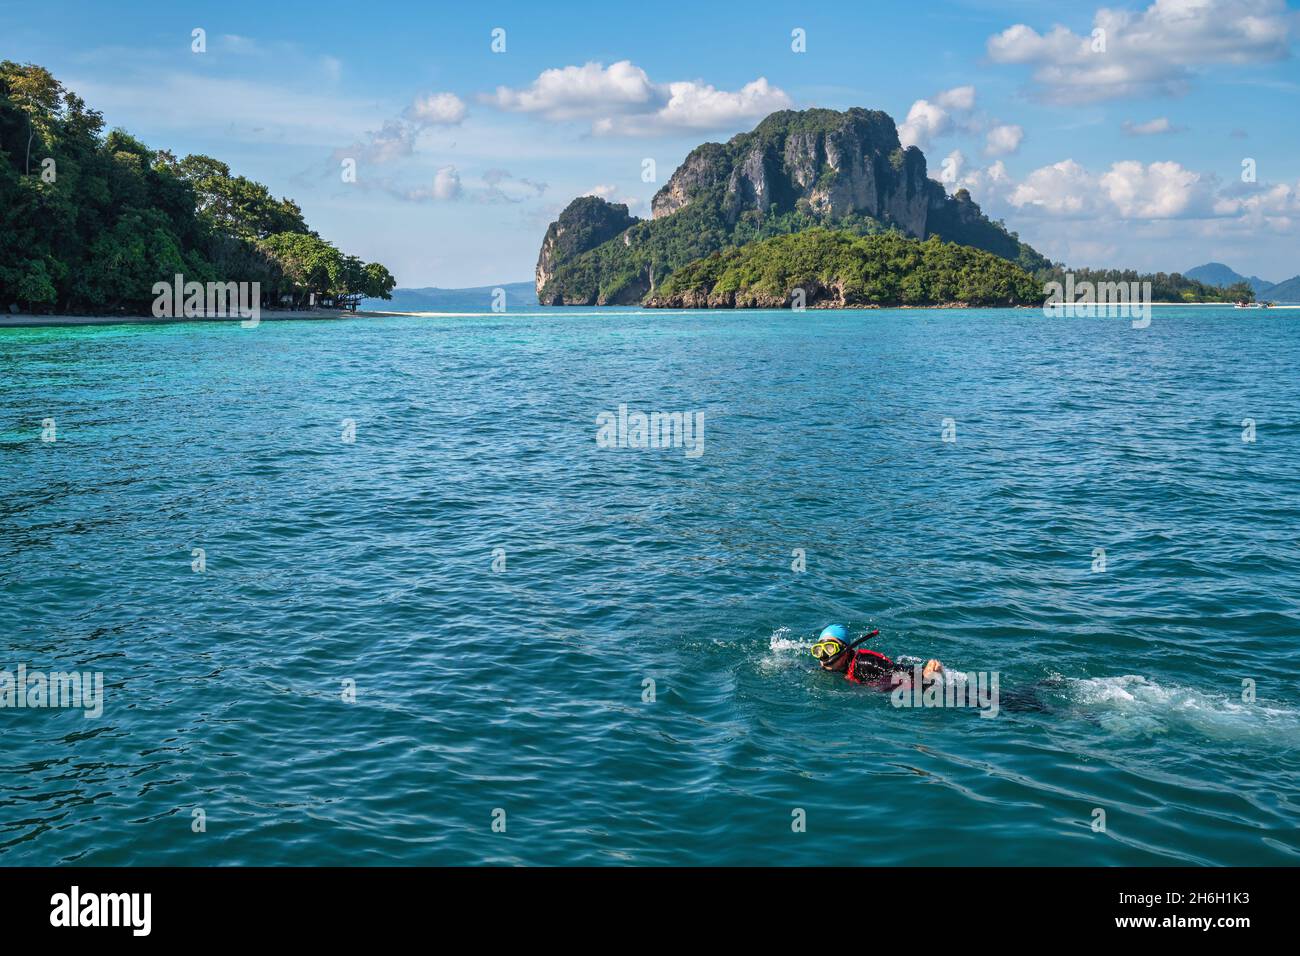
[[1, 307, 1298, 866]]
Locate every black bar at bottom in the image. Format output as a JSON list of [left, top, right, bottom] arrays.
[[0, 866, 1283, 941]]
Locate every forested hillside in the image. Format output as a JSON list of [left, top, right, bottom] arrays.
[[0, 61, 394, 314]]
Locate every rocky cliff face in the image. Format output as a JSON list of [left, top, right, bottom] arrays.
[[650, 142, 731, 219], [536, 107, 1046, 305], [534, 196, 638, 299], [648, 109, 937, 237]]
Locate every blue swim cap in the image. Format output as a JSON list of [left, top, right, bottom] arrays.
[[818, 624, 850, 643]]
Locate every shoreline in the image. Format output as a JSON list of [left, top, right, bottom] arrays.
[[0, 309, 387, 329], [3, 302, 1296, 328], [640, 300, 1298, 311]]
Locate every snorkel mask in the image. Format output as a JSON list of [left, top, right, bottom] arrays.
[[810, 626, 880, 668], [811, 639, 848, 663]]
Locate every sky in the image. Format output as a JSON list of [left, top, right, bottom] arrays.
[[4, 0, 1299, 286]]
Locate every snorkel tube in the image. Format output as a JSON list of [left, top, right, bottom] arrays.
[[823, 629, 880, 667]]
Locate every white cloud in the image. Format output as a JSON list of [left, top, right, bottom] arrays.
[[935, 85, 977, 110], [1099, 160, 1208, 218], [375, 166, 554, 205], [597, 77, 791, 136], [338, 92, 467, 168], [1122, 117, 1178, 135], [984, 124, 1023, 156], [338, 119, 415, 165], [381, 165, 465, 202], [408, 92, 467, 126], [1007, 159, 1099, 217], [939, 149, 965, 184], [485, 60, 791, 136], [964, 161, 1300, 268], [898, 86, 984, 150], [431, 165, 462, 201], [959, 157, 1224, 224], [948, 158, 1011, 197], [898, 99, 952, 149], [987, 0, 1294, 104], [486, 61, 656, 120], [1217, 181, 1300, 229], [659, 77, 790, 130]]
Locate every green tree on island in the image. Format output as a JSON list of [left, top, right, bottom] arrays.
[[0, 61, 394, 315]]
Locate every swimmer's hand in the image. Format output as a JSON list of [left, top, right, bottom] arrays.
[[922, 659, 944, 680]]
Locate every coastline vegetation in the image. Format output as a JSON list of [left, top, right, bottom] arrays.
[[0, 62, 395, 315], [1032, 265, 1252, 304], [647, 228, 1045, 308], [647, 228, 1256, 309]]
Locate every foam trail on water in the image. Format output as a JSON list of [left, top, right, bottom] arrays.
[[1061, 675, 1300, 742]]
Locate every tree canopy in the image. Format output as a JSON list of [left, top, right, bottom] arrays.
[[0, 61, 394, 314], [650, 228, 1045, 308]]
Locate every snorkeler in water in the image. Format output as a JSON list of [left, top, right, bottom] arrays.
[[809, 624, 944, 689], [811, 624, 1057, 713]]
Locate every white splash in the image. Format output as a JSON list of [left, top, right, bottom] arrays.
[[760, 627, 806, 671], [767, 627, 804, 653], [1063, 674, 1300, 743]]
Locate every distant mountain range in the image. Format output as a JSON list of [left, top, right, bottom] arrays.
[[1184, 262, 1300, 302], [362, 282, 538, 313], [1263, 276, 1300, 302]]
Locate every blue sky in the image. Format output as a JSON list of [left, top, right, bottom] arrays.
[[5, 0, 1299, 285]]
